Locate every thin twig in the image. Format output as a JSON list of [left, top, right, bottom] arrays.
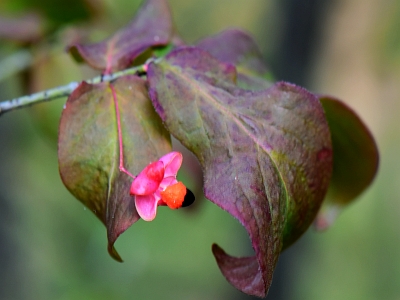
[[0, 63, 149, 116]]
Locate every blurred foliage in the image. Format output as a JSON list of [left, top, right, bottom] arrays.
[[0, 0, 399, 299], [0, 0, 99, 29], [374, 1, 400, 70]]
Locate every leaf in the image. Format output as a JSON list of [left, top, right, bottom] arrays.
[[58, 75, 171, 261], [152, 43, 174, 59], [147, 47, 332, 297], [196, 28, 273, 90], [314, 95, 379, 230], [69, 0, 173, 73], [0, 13, 44, 43], [27, 39, 98, 144]]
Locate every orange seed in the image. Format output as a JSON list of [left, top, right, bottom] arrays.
[[160, 182, 187, 209]]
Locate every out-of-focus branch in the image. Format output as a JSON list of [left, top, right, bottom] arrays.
[[0, 50, 33, 83]]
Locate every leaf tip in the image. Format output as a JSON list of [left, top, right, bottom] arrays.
[[211, 243, 267, 298], [67, 44, 85, 63], [108, 242, 124, 263], [314, 203, 341, 231]]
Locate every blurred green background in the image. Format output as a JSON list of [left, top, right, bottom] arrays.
[[0, 0, 399, 299]]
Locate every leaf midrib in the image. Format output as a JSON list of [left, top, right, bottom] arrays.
[[168, 63, 290, 243]]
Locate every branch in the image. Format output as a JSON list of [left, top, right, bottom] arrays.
[[0, 63, 149, 116]]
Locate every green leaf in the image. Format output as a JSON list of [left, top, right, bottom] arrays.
[[69, 0, 173, 73], [152, 43, 174, 58], [147, 47, 332, 297], [314, 95, 379, 230], [58, 75, 171, 261]]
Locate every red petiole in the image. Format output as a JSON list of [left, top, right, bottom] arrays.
[[110, 84, 136, 179]]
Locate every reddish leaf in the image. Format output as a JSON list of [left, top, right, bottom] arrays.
[[147, 47, 332, 297], [0, 13, 44, 43], [314, 96, 379, 230], [196, 28, 272, 90], [58, 75, 171, 261], [69, 0, 173, 73]]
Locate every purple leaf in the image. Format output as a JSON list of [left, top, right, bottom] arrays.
[[69, 0, 173, 73], [58, 75, 171, 261], [147, 47, 332, 297], [196, 28, 272, 90], [314, 95, 379, 230], [0, 13, 44, 43]]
